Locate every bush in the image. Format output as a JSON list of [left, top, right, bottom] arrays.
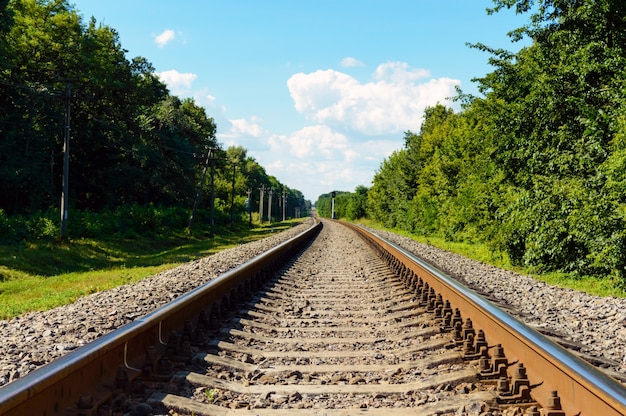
[[0, 203, 237, 243], [26, 216, 58, 240]]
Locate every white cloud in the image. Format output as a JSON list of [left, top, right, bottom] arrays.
[[269, 125, 348, 159], [214, 61, 463, 200], [373, 61, 430, 83], [155, 69, 197, 96], [263, 153, 379, 200], [155, 29, 175, 48], [340, 57, 365, 67], [287, 62, 460, 136], [268, 159, 284, 171], [230, 116, 264, 138], [256, 125, 403, 200], [357, 139, 400, 162], [217, 116, 269, 151]]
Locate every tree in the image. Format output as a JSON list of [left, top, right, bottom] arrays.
[[476, 0, 626, 275], [346, 185, 368, 220], [0, 0, 83, 213], [0, 0, 308, 239], [367, 151, 408, 228]]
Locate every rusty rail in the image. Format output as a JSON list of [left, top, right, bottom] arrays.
[[343, 222, 626, 416], [0, 221, 321, 416]]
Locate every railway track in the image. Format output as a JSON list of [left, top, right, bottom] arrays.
[[1, 219, 625, 415]]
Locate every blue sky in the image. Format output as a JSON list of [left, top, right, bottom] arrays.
[[71, 1, 530, 201]]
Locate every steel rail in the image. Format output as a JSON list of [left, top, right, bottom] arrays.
[[0, 220, 321, 416], [344, 222, 626, 416]]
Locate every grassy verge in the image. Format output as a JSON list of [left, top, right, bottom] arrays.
[[0, 219, 305, 320], [356, 218, 626, 298]]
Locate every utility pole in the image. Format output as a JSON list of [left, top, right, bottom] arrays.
[[230, 163, 236, 229], [259, 185, 265, 224], [60, 81, 72, 239], [209, 155, 216, 237], [268, 188, 273, 225], [50, 150, 55, 207], [247, 188, 252, 226], [188, 147, 211, 230], [282, 188, 286, 221]]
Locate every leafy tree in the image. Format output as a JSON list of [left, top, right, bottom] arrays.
[[368, 146, 418, 229], [346, 185, 368, 220], [360, 0, 626, 282], [315, 191, 349, 219], [0, 0, 308, 239], [476, 0, 626, 276], [0, 0, 82, 213]]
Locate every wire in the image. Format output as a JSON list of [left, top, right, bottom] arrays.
[[0, 78, 60, 98], [0, 59, 61, 79]]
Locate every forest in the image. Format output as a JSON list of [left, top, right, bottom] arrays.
[[0, 0, 308, 242], [317, 0, 626, 283]]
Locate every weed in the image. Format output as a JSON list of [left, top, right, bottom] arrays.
[[205, 388, 218, 403]]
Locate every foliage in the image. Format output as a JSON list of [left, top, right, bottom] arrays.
[[475, 0, 626, 278], [314, 187, 370, 221], [0, 0, 309, 238], [363, 0, 626, 284], [315, 191, 348, 219], [345, 185, 369, 220]]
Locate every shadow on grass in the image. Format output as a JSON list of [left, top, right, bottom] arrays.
[[0, 221, 297, 278]]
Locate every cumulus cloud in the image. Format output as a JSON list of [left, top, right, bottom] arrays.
[[155, 29, 175, 47], [229, 116, 264, 138], [340, 57, 365, 67], [217, 116, 269, 151], [269, 125, 348, 159], [264, 125, 401, 192], [287, 62, 460, 135], [222, 120, 403, 199], [155, 69, 197, 95], [217, 61, 463, 199], [373, 61, 430, 83]]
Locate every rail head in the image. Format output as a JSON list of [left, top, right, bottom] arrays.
[[343, 222, 626, 416], [0, 220, 322, 416]]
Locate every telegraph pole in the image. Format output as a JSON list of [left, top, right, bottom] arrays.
[[282, 188, 286, 221], [259, 185, 265, 224], [209, 154, 216, 237], [188, 147, 211, 230], [247, 188, 252, 225], [268, 188, 273, 225], [50, 150, 55, 207], [60, 81, 72, 239], [230, 163, 236, 229]]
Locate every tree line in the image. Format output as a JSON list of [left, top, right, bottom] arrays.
[[0, 0, 308, 241], [317, 0, 626, 282]]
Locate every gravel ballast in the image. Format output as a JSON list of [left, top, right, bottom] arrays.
[[0, 220, 314, 387], [1, 218, 625, 388], [369, 227, 626, 377]]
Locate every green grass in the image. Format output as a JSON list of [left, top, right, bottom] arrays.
[[0, 219, 305, 319], [356, 218, 626, 298]]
